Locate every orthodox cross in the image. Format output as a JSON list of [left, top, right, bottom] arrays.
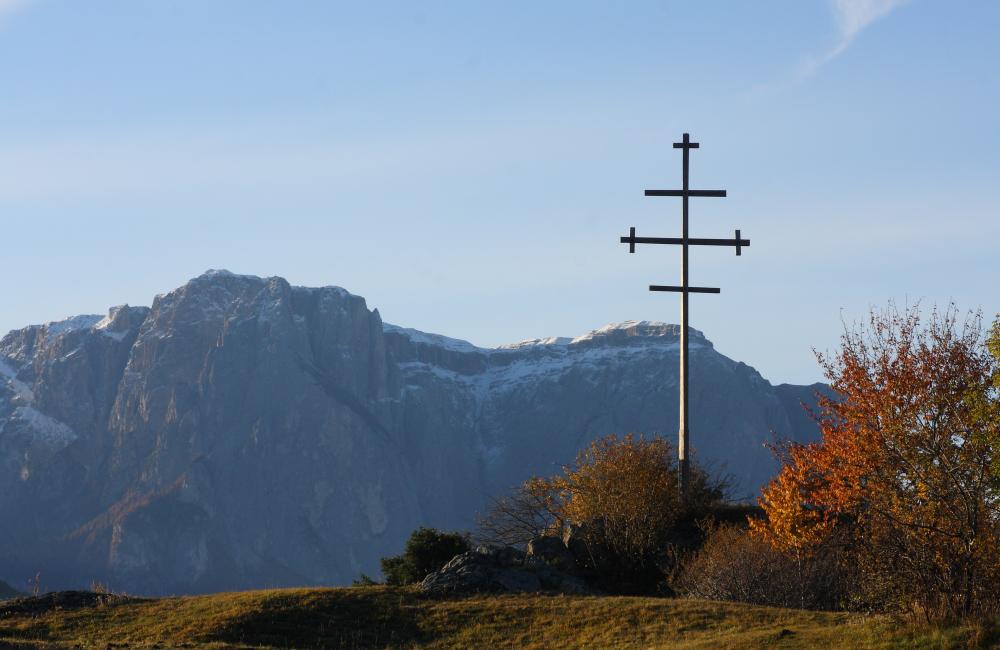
[[619, 133, 749, 495]]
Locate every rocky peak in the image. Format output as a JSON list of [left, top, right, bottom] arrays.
[[0, 272, 821, 595], [388, 319, 709, 357], [571, 320, 708, 347], [94, 306, 151, 342]]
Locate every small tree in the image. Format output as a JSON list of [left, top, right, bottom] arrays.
[[752, 305, 1000, 618], [553, 435, 684, 561], [475, 477, 563, 548], [481, 434, 726, 593], [380, 527, 470, 586]]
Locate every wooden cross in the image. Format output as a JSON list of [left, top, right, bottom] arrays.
[[619, 133, 749, 495]]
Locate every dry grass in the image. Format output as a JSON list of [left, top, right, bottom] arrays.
[[0, 586, 996, 649]]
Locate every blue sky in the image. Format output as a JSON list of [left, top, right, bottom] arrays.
[[1, 0, 997, 384]]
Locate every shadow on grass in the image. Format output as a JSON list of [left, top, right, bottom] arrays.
[[0, 624, 54, 643], [207, 589, 423, 649]]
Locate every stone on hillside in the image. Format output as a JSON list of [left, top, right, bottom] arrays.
[[420, 545, 599, 597]]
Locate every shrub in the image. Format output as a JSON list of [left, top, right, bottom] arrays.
[[475, 478, 561, 548], [380, 527, 470, 586], [351, 574, 378, 587], [478, 434, 729, 594], [675, 521, 851, 610]]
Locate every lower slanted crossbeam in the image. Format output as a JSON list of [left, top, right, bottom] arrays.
[[649, 285, 721, 294]]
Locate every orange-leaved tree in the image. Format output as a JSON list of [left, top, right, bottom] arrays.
[[753, 305, 1000, 618]]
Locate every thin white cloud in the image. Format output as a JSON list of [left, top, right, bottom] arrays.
[[0, 0, 35, 28], [800, 0, 911, 78], [834, 0, 904, 39], [0, 0, 31, 16]]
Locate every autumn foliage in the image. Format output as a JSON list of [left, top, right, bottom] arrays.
[[543, 434, 723, 559], [752, 306, 1000, 618], [479, 434, 727, 593]]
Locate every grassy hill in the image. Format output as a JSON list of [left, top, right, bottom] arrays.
[[0, 586, 994, 649]]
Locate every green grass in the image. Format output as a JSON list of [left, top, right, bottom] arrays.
[[0, 586, 996, 649]]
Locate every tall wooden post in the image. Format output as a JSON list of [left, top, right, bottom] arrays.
[[620, 133, 748, 495], [678, 133, 692, 493]]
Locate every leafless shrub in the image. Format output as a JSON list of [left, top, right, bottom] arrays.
[[475, 480, 562, 548], [675, 522, 851, 610]]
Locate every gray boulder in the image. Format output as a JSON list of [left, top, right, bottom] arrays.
[[420, 545, 598, 597]]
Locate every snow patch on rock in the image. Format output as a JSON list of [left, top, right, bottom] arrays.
[[399, 339, 699, 403], [12, 406, 77, 446], [94, 307, 131, 341], [384, 323, 484, 354], [386, 320, 704, 355], [0, 358, 34, 404], [570, 320, 687, 344], [499, 336, 573, 349], [199, 269, 259, 281], [41, 314, 102, 335]]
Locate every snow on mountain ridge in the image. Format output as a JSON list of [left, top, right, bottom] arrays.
[[399, 338, 694, 401], [194, 269, 357, 298], [382, 324, 482, 354], [33, 314, 102, 335], [388, 319, 707, 354], [499, 336, 573, 349], [9, 270, 700, 351], [390, 319, 710, 404], [200, 269, 257, 280], [8, 271, 706, 363]]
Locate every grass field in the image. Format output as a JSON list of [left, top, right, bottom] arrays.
[[0, 586, 996, 649]]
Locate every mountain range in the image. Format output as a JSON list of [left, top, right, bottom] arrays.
[[0, 270, 823, 594]]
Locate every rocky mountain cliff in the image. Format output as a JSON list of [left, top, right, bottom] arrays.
[[0, 271, 824, 594]]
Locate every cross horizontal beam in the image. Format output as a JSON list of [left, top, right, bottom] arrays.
[[621, 227, 749, 255], [673, 133, 699, 149], [621, 235, 750, 248], [645, 189, 727, 197], [649, 285, 721, 294]]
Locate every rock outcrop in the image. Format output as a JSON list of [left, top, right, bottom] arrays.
[[0, 271, 823, 594], [420, 541, 596, 597]]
